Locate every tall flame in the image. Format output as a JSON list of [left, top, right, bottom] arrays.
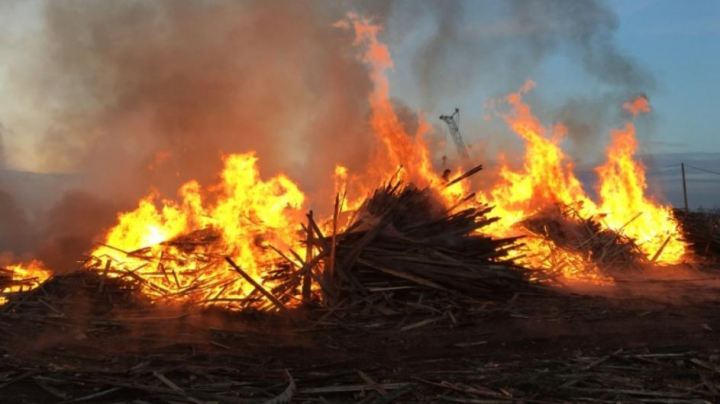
[[479, 86, 685, 279], [481, 81, 596, 228], [336, 13, 467, 204], [596, 99, 684, 262]]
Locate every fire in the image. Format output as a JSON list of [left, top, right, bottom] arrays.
[[479, 87, 685, 280], [481, 81, 597, 227], [336, 13, 467, 205], [0, 14, 689, 304], [596, 103, 685, 262], [91, 152, 306, 308], [79, 15, 470, 309], [0, 260, 52, 304], [623, 95, 651, 116]]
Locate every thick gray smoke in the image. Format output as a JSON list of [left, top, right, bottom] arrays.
[[0, 0, 654, 271], [406, 0, 652, 95], [2, 0, 382, 270], [33, 0, 376, 197]]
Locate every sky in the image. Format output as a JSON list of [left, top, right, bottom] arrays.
[[385, 0, 720, 208], [0, 0, 718, 208], [387, 0, 719, 156], [608, 0, 719, 153]]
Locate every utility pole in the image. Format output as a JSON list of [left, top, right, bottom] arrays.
[[681, 163, 689, 212]]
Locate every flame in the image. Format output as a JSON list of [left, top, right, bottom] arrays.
[[337, 13, 467, 205], [479, 89, 685, 281], [91, 152, 306, 308], [481, 81, 596, 224], [0, 16, 689, 304], [596, 100, 685, 262], [623, 95, 651, 116], [0, 260, 52, 305]]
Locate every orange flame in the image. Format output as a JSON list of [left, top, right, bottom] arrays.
[[1, 260, 52, 305], [337, 13, 466, 205], [479, 89, 685, 281], [481, 81, 596, 223], [596, 97, 684, 262], [623, 95, 651, 117], [91, 152, 306, 308]]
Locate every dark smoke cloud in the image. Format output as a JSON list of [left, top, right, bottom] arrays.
[[36, 191, 121, 272], [394, 0, 654, 103], [35, 0, 376, 197], [0, 124, 27, 259]]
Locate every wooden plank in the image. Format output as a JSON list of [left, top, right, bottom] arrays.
[[225, 257, 286, 312]]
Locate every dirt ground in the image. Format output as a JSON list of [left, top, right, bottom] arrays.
[[1, 269, 720, 403]]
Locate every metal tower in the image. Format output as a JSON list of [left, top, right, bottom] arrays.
[[439, 108, 469, 160]]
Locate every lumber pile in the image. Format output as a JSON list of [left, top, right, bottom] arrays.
[[0, 270, 147, 317], [0, 265, 50, 305], [77, 166, 542, 319], [2, 253, 720, 403], [674, 208, 720, 262], [0, 267, 34, 294], [86, 228, 300, 312], [521, 203, 648, 277], [316, 180, 535, 317]]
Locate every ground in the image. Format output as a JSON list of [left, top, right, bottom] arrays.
[[1, 270, 720, 403]]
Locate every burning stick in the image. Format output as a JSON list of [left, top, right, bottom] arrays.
[[444, 163, 483, 188], [327, 193, 340, 284], [303, 211, 314, 303], [224, 257, 286, 312], [651, 234, 673, 263]]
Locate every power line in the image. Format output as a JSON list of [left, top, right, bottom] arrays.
[[685, 164, 720, 176], [644, 164, 681, 173]]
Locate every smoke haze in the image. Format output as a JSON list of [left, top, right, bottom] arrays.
[[0, 0, 654, 271]]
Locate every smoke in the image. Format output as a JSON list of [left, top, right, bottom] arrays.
[[377, 0, 654, 152], [36, 191, 121, 272], [0, 0, 384, 269], [30, 1, 378, 196], [0, 123, 31, 261], [0, 189, 33, 259], [0, 122, 5, 168], [406, 0, 653, 96], [0, 0, 657, 272]]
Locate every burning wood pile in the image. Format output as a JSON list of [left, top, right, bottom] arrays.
[[318, 180, 535, 318], [674, 209, 720, 262], [0, 261, 52, 305], [520, 203, 651, 277], [90, 226, 313, 313], [70, 165, 539, 319]]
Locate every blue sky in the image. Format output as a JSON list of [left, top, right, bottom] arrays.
[[609, 0, 719, 153]]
